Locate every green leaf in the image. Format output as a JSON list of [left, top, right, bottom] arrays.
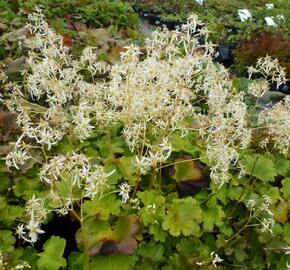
[[92, 253, 137, 270], [240, 155, 277, 181], [37, 236, 66, 270], [227, 186, 243, 201], [202, 208, 215, 232], [0, 205, 24, 226], [81, 194, 120, 220], [117, 156, 137, 185], [14, 177, 43, 199], [260, 186, 281, 204], [0, 230, 16, 253], [169, 133, 199, 156], [148, 224, 167, 243], [75, 218, 113, 251], [283, 224, 290, 245], [234, 248, 248, 262], [54, 137, 75, 154], [0, 174, 10, 192], [203, 198, 225, 231], [138, 191, 165, 226], [176, 238, 208, 257], [273, 201, 288, 224], [171, 159, 203, 182], [162, 197, 202, 236], [281, 178, 290, 202], [137, 241, 165, 262], [232, 78, 249, 92], [96, 137, 112, 158], [21, 247, 39, 270], [275, 158, 289, 176], [55, 179, 71, 199], [68, 252, 90, 270], [83, 146, 99, 158], [114, 215, 139, 241], [97, 133, 127, 158], [103, 163, 122, 184], [0, 196, 6, 210]]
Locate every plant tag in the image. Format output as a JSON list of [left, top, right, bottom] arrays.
[[238, 9, 252, 22], [265, 16, 276, 26], [195, 0, 203, 5], [277, 14, 285, 21], [266, 3, 274, 9]]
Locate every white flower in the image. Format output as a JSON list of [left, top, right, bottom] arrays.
[[265, 17, 276, 26], [245, 199, 256, 209], [84, 182, 100, 199], [15, 224, 26, 238], [134, 156, 151, 175], [13, 262, 31, 269], [26, 220, 45, 243], [6, 147, 30, 170], [260, 217, 275, 233], [55, 207, 69, 216], [282, 246, 290, 255], [211, 252, 223, 268], [238, 9, 252, 22], [248, 80, 269, 98], [118, 182, 132, 204]]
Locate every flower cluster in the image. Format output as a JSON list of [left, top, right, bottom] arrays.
[[15, 152, 114, 243], [39, 152, 114, 200], [258, 96, 290, 154], [245, 195, 276, 234], [15, 195, 46, 243], [0, 251, 31, 270], [248, 55, 287, 89], [4, 9, 289, 246], [248, 79, 269, 98]]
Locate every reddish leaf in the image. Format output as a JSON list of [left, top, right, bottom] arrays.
[[5, 56, 26, 74], [63, 34, 73, 47], [170, 156, 210, 198], [100, 240, 118, 256], [116, 236, 138, 255], [64, 14, 81, 32]]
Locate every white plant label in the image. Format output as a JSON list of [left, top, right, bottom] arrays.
[[195, 0, 203, 5], [277, 14, 285, 21], [238, 9, 252, 22], [266, 3, 274, 9], [265, 16, 276, 26]]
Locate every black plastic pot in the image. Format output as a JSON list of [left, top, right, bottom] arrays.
[[148, 15, 162, 26], [160, 20, 183, 30], [215, 45, 235, 67], [139, 10, 149, 19], [227, 26, 238, 34], [269, 81, 290, 94]]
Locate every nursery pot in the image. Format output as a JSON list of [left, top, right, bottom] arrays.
[[215, 45, 234, 67]]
